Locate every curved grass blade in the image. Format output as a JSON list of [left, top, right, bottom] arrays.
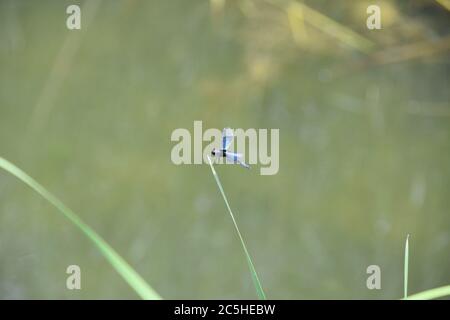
[[404, 234, 409, 299], [404, 285, 450, 300], [207, 156, 266, 300], [0, 157, 161, 300], [401, 234, 450, 300]]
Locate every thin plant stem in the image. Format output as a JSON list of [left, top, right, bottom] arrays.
[[207, 156, 266, 300]]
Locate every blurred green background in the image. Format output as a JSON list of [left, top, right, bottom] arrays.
[[0, 0, 449, 299]]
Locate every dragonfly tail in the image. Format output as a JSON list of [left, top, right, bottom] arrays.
[[238, 160, 251, 169]]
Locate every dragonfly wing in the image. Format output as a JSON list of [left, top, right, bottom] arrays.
[[225, 153, 240, 163], [225, 153, 250, 169], [222, 128, 234, 150]]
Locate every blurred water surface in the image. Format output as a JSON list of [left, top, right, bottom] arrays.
[[0, 0, 449, 299]]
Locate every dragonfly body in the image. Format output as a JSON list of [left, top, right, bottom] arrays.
[[211, 149, 227, 158], [211, 128, 250, 169]]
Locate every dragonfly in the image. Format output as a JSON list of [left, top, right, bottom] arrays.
[[211, 128, 250, 169]]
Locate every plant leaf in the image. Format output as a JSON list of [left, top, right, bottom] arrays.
[[207, 156, 266, 299], [0, 157, 161, 300], [404, 285, 450, 300], [404, 234, 409, 299]]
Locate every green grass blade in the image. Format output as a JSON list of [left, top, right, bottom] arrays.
[[404, 234, 409, 299], [0, 157, 161, 300], [207, 156, 266, 300], [404, 285, 450, 300]]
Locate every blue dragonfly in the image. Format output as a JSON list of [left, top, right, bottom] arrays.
[[211, 128, 250, 169]]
